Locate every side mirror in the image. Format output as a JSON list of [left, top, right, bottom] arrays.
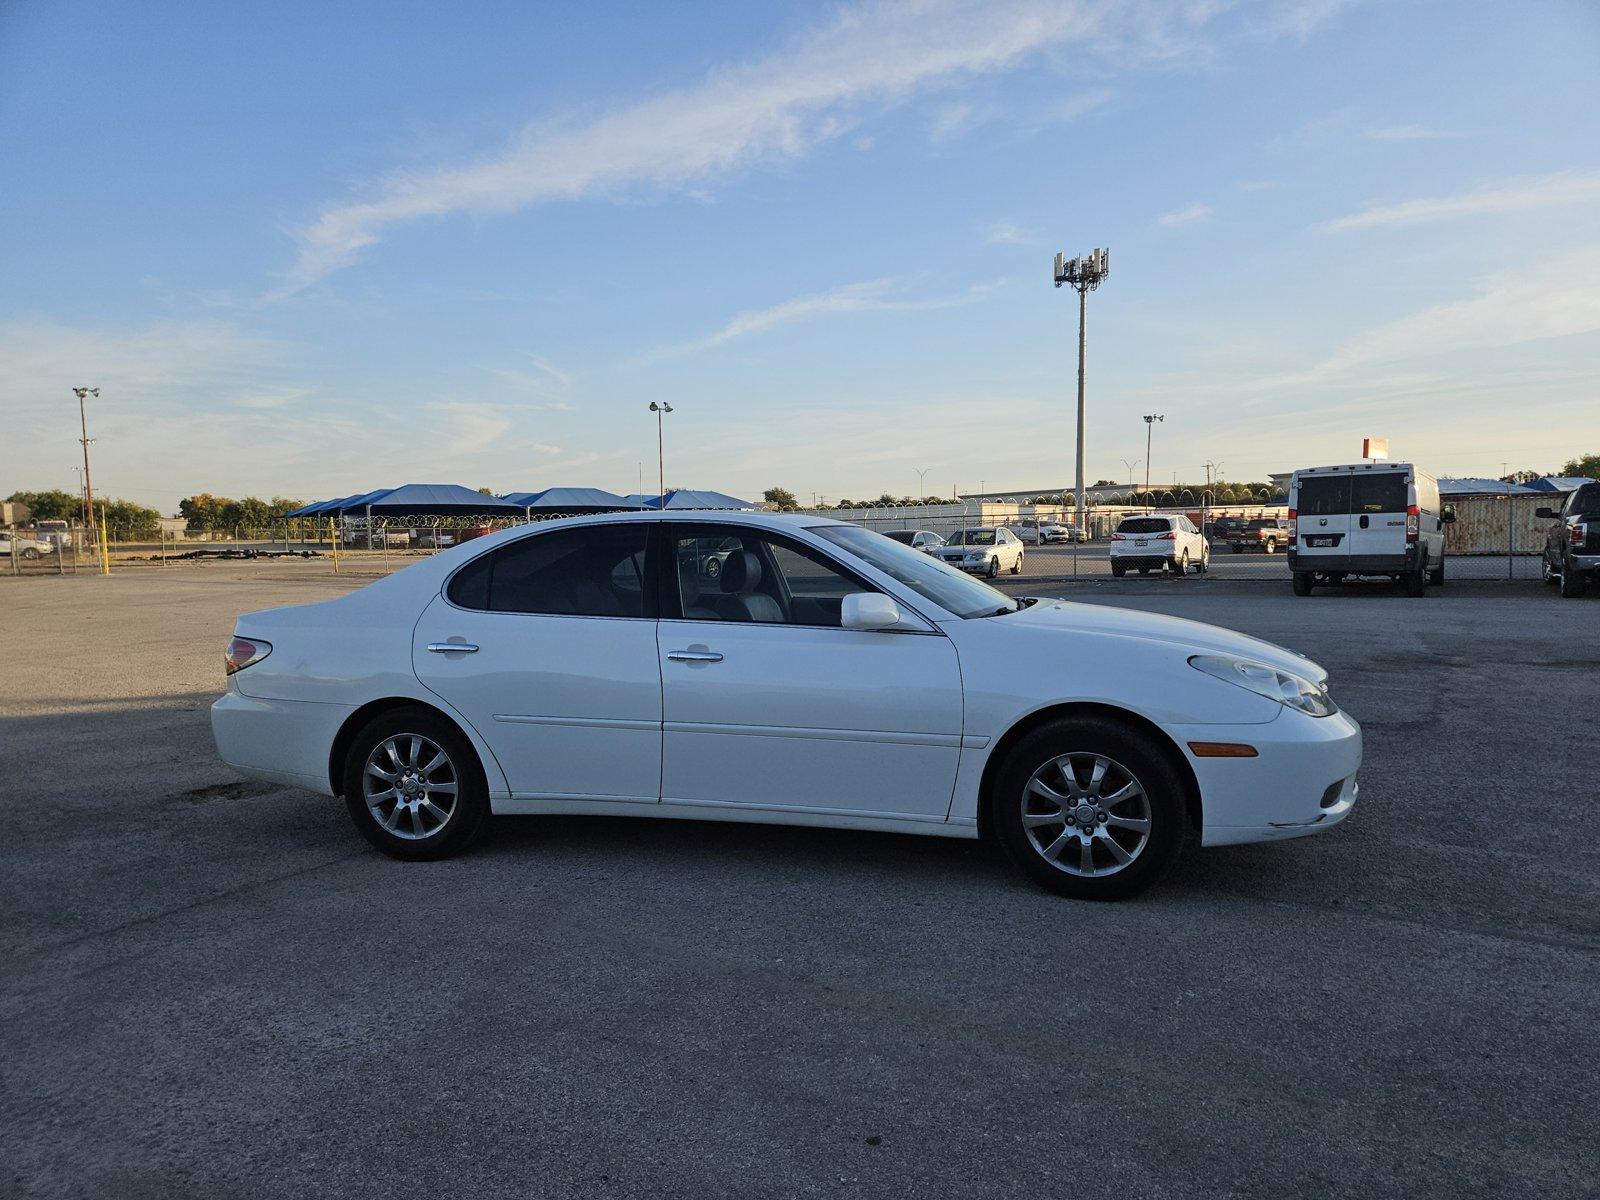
[[1535, 507, 1556, 519], [841, 592, 901, 631], [1440, 508, 1457, 524]]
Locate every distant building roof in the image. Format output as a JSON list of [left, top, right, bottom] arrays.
[[1526, 476, 1593, 493], [1439, 478, 1540, 496]]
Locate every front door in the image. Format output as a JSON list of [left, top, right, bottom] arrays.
[[413, 522, 663, 804], [658, 524, 963, 822]]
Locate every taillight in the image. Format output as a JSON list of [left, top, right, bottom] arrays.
[[1575, 523, 1588, 547], [1406, 504, 1419, 542], [1288, 508, 1298, 547], [1158, 531, 1176, 540], [225, 636, 272, 675]]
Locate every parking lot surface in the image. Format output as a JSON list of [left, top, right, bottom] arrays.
[[3, 565, 1596, 1198]]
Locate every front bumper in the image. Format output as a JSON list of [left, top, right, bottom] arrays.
[[939, 556, 994, 573], [1165, 706, 1363, 847]]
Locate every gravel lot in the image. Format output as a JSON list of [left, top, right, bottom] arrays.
[[3, 564, 1596, 1199]]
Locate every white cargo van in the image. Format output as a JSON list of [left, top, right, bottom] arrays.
[[1287, 463, 1451, 597]]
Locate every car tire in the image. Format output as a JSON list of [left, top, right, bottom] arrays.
[[1264, 539, 1277, 554], [1012, 552, 1023, 575], [991, 717, 1189, 900], [1111, 563, 1125, 578], [1173, 551, 1188, 576], [1542, 558, 1559, 586], [1559, 561, 1588, 598], [22, 547, 40, 560], [1403, 568, 1426, 598], [343, 707, 491, 861], [1195, 552, 1208, 574], [986, 557, 999, 578], [1429, 560, 1445, 587], [1292, 572, 1314, 596]]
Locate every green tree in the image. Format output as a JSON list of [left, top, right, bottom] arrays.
[[762, 486, 799, 511], [6, 489, 81, 522], [100, 499, 161, 540], [1560, 453, 1600, 481], [179, 493, 230, 531]]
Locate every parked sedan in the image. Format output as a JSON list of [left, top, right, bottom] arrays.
[[935, 527, 1024, 577], [0, 534, 54, 559], [883, 529, 946, 554], [213, 512, 1361, 899]]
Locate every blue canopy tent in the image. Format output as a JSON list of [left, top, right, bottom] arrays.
[[625, 488, 755, 510], [358, 483, 524, 517], [502, 487, 639, 515], [1526, 476, 1592, 493]]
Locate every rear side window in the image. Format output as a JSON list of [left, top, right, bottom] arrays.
[[1118, 518, 1171, 534], [447, 524, 651, 617], [1351, 473, 1408, 514], [1295, 476, 1350, 516]]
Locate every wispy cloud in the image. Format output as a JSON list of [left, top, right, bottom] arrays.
[[1322, 169, 1600, 232], [482, 352, 577, 409], [984, 220, 1037, 245], [278, 2, 1311, 292], [686, 277, 1000, 351], [1363, 123, 1456, 142], [1156, 201, 1212, 227]]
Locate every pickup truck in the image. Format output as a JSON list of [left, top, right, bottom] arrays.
[[1223, 518, 1292, 554], [1538, 482, 1600, 598]]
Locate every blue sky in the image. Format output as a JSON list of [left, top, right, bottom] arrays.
[[3, 0, 1598, 511]]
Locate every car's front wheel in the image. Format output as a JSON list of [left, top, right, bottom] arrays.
[[992, 718, 1188, 900], [343, 707, 490, 860], [986, 556, 1000, 578]]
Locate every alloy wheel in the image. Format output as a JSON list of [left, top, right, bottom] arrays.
[[363, 734, 459, 840], [1020, 752, 1152, 877]]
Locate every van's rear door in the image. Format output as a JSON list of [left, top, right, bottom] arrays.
[[1294, 474, 1352, 563], [1349, 469, 1410, 560]]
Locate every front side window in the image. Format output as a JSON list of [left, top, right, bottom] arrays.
[[811, 525, 1014, 619], [948, 529, 997, 546], [447, 524, 651, 617], [672, 526, 867, 627]]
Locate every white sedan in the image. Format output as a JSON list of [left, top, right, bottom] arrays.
[[934, 527, 1025, 577], [212, 512, 1360, 899]]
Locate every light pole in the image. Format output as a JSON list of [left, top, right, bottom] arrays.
[[914, 467, 931, 502], [648, 402, 673, 508], [1142, 414, 1164, 510], [1121, 458, 1142, 497], [71, 387, 99, 536], [1054, 247, 1110, 531]]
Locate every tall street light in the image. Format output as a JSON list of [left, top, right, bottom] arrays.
[[648, 402, 673, 508], [1054, 247, 1110, 529], [1142, 413, 1164, 510], [1121, 458, 1142, 495], [914, 466, 931, 501], [71, 387, 99, 535]]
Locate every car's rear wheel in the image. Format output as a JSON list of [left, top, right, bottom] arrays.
[[343, 707, 490, 860], [1264, 538, 1277, 554], [1172, 551, 1188, 576], [1542, 558, 1558, 586], [1429, 559, 1445, 587], [1111, 563, 1125, 578], [1403, 567, 1426, 597], [992, 718, 1188, 900], [1012, 552, 1023, 575], [1292, 572, 1314, 596]]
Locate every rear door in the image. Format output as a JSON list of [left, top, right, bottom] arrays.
[[1294, 474, 1352, 563], [1349, 469, 1410, 560], [412, 522, 664, 805]]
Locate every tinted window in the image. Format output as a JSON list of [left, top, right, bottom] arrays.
[[1569, 485, 1600, 517], [1296, 476, 1351, 516], [1351, 473, 1408, 514], [884, 530, 916, 544], [449, 524, 651, 616], [947, 529, 997, 545], [672, 526, 865, 627], [1117, 517, 1171, 534]]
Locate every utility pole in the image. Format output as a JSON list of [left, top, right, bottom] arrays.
[[1121, 458, 1142, 497], [648, 402, 673, 508], [1054, 248, 1111, 532], [71, 387, 99, 537], [914, 467, 931, 501], [1142, 414, 1164, 509]]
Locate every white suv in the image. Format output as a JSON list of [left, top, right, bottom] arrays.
[[935, 527, 1025, 577], [1109, 515, 1208, 577]]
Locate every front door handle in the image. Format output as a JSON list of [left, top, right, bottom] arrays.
[[667, 649, 723, 663], [1359, 514, 1369, 529], [427, 642, 479, 653]]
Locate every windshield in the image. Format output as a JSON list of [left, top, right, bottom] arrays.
[[811, 526, 1014, 619], [946, 529, 996, 545]]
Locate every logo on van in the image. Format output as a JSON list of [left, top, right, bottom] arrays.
[[1319, 518, 1327, 526]]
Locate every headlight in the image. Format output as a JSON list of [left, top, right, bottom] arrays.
[[1188, 655, 1337, 717]]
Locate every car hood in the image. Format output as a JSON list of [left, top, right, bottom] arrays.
[[994, 598, 1326, 683]]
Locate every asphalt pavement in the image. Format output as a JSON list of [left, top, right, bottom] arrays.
[[2, 566, 1596, 1198]]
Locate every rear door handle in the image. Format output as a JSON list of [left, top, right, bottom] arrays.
[[427, 642, 479, 653], [667, 649, 723, 663]]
